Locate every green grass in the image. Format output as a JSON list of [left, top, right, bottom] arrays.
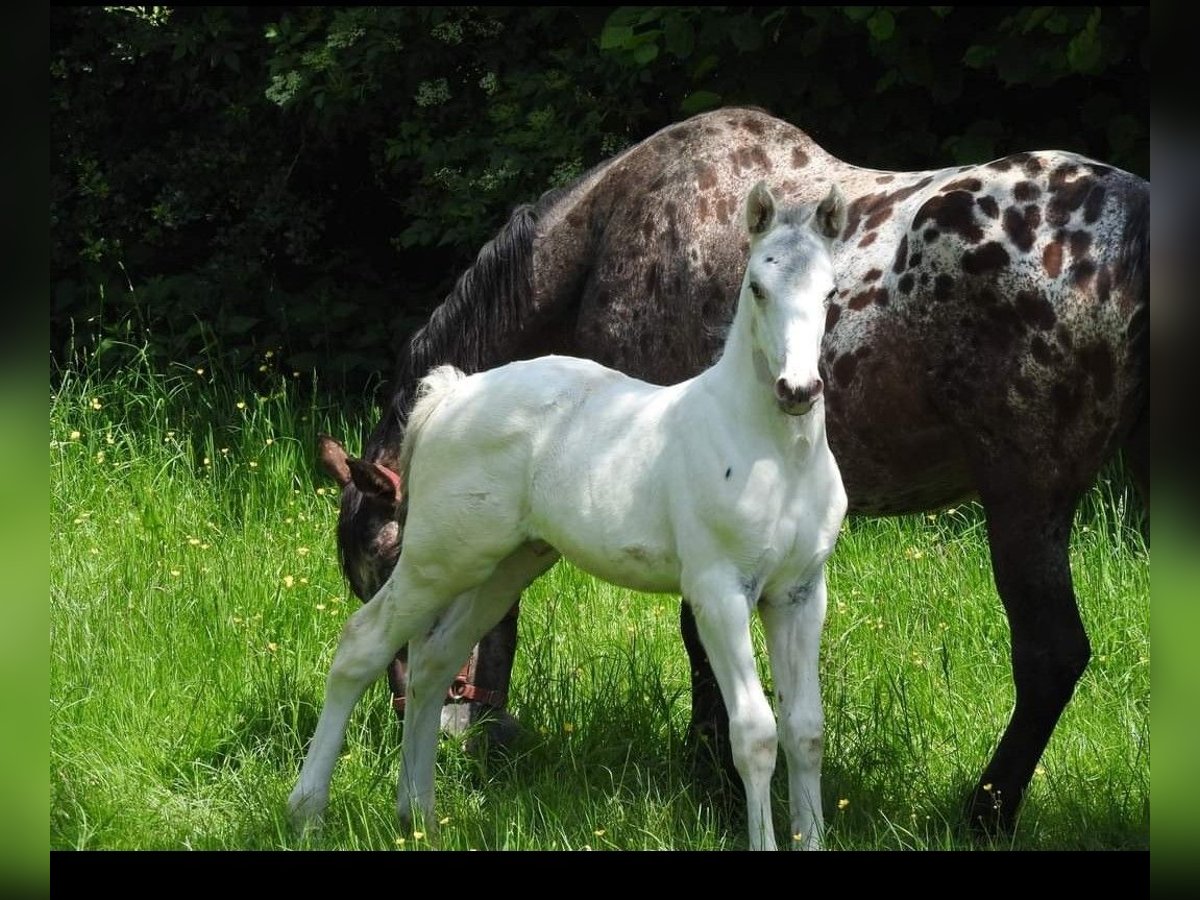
[[50, 348, 1149, 850]]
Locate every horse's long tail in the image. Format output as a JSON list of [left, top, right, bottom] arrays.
[[398, 364, 468, 487], [1118, 181, 1150, 522]]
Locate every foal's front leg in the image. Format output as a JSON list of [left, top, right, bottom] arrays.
[[685, 570, 779, 850], [760, 571, 829, 850]]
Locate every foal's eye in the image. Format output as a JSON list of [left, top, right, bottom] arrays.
[[749, 281, 765, 301]]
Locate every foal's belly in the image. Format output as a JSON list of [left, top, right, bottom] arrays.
[[550, 535, 683, 595]]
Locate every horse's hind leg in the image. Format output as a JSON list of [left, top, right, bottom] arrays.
[[396, 543, 559, 830], [288, 568, 447, 828], [967, 480, 1089, 833]]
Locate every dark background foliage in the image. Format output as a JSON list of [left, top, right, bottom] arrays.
[[50, 6, 1149, 393]]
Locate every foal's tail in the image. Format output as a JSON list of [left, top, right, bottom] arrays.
[[398, 365, 468, 486]]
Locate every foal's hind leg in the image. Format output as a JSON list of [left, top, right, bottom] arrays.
[[288, 568, 449, 828], [396, 543, 559, 830], [967, 483, 1089, 833]]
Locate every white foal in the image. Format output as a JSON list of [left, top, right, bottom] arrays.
[[289, 180, 849, 851]]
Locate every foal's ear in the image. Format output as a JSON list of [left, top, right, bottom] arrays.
[[347, 457, 405, 507], [746, 181, 776, 237], [813, 183, 847, 240], [316, 433, 352, 488]]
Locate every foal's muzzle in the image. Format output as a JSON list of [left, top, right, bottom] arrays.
[[775, 376, 823, 416]]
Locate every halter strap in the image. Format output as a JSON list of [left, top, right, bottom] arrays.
[[391, 648, 507, 715]]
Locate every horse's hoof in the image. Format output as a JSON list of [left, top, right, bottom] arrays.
[[964, 782, 1018, 839], [466, 706, 522, 756]]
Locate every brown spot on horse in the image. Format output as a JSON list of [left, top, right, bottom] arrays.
[[1003, 205, 1042, 253], [1013, 181, 1041, 202], [1071, 259, 1097, 289], [1083, 185, 1107, 223], [1043, 240, 1064, 278], [941, 177, 983, 194], [1015, 289, 1056, 330], [832, 350, 859, 385], [1069, 230, 1093, 260], [892, 235, 909, 274], [848, 287, 888, 310], [749, 144, 772, 171], [825, 304, 842, 331], [914, 191, 984, 243], [1031, 334, 1054, 364], [791, 146, 809, 168], [741, 116, 765, 136], [962, 242, 1011, 275], [1078, 343, 1115, 399]]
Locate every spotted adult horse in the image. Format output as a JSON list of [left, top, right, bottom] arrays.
[[319, 107, 1149, 832]]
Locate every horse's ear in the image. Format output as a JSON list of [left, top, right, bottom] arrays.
[[347, 457, 405, 506], [316, 433, 352, 488], [746, 181, 776, 237], [813, 184, 847, 240]]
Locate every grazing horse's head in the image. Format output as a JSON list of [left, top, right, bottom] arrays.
[[741, 181, 846, 416], [317, 434, 404, 601]]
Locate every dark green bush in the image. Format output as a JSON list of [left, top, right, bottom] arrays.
[[51, 6, 1148, 390]]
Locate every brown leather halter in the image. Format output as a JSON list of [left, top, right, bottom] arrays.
[[391, 648, 506, 715]]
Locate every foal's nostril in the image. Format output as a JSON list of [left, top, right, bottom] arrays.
[[776, 377, 822, 404]]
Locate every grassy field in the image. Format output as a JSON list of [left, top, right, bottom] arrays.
[[50, 349, 1149, 851]]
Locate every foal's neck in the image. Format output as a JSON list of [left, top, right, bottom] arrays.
[[704, 303, 826, 451]]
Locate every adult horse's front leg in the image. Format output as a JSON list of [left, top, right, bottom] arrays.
[[968, 485, 1090, 833], [685, 571, 779, 850], [680, 601, 732, 770], [760, 571, 828, 850]]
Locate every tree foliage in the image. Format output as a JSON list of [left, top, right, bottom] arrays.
[[51, 6, 1149, 389]]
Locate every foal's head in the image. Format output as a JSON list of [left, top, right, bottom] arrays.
[[741, 181, 846, 416]]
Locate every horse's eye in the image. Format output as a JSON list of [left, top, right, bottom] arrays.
[[825, 288, 837, 306], [749, 281, 765, 301]]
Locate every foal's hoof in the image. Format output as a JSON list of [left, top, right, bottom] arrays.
[[287, 789, 327, 834]]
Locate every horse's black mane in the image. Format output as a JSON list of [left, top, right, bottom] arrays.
[[358, 179, 574, 465]]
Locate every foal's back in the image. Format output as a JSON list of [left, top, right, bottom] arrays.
[[403, 355, 689, 592]]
